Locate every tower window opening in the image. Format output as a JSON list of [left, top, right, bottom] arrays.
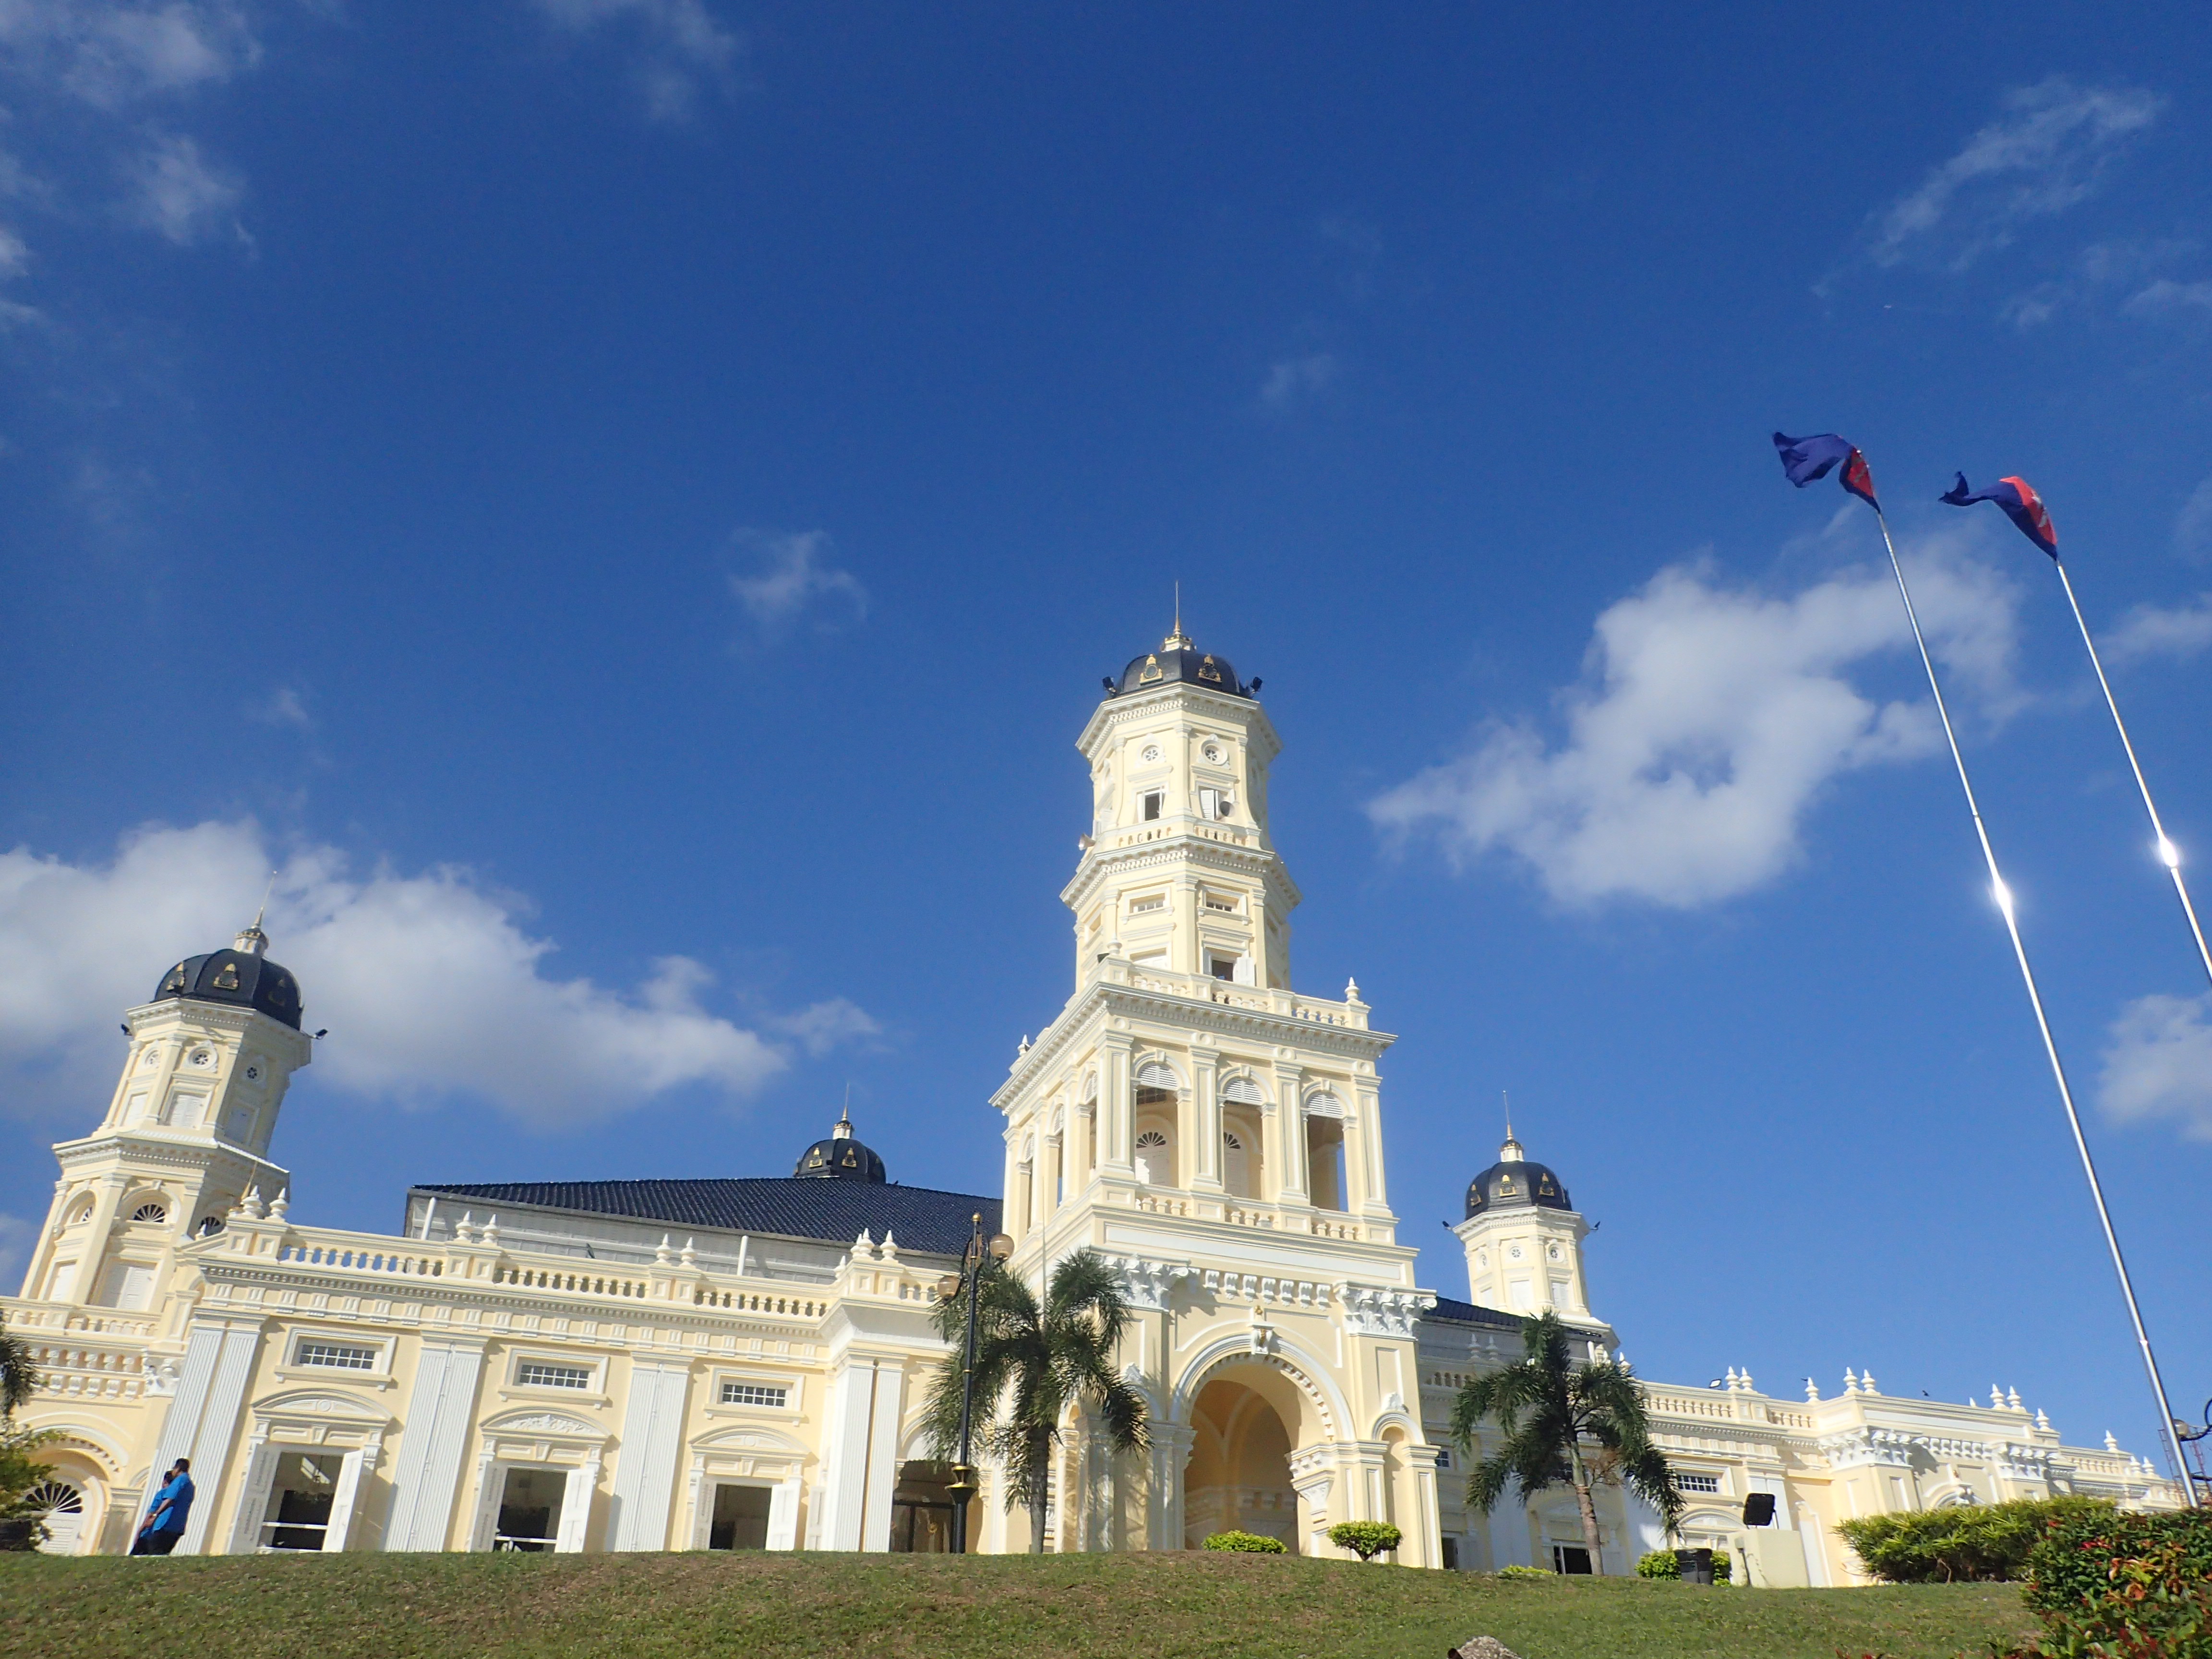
[[1208, 955, 1238, 981], [1128, 895, 1165, 915], [1197, 788, 1233, 820], [1202, 892, 1238, 913], [1141, 792, 1164, 822]]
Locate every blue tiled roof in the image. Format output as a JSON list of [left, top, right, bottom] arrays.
[[413, 1178, 1001, 1259], [1424, 1295, 1524, 1330]]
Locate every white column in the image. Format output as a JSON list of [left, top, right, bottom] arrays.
[[1353, 1083, 1390, 1216], [860, 1362, 904, 1552], [384, 1339, 488, 1551], [1101, 1036, 1135, 1174], [1273, 1066, 1308, 1203], [610, 1359, 692, 1551], [179, 1321, 262, 1554], [814, 1354, 880, 1557], [1188, 1046, 1220, 1192]]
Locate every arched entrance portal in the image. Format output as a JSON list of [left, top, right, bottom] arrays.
[[1182, 1364, 1308, 1551]]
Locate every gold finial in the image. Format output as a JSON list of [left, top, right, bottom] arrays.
[[234, 872, 276, 956], [1499, 1091, 1524, 1162], [1163, 580, 1192, 651]]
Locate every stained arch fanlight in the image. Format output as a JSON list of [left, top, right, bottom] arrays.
[[1220, 1075, 1267, 1106], [1302, 1091, 1346, 1119]]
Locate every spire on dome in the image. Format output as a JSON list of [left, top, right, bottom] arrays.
[[1163, 582, 1192, 651], [1499, 1092, 1524, 1163], [234, 879, 274, 957]]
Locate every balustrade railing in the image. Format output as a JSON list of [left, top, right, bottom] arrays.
[[278, 1242, 444, 1277]]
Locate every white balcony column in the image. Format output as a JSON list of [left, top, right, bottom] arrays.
[[1101, 1034, 1136, 1174], [1189, 1046, 1223, 1193], [1272, 1063, 1308, 1204]]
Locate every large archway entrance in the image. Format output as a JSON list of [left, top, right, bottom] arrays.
[[1182, 1362, 1309, 1551]]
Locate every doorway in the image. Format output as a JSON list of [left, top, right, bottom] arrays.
[[493, 1467, 566, 1552], [707, 1482, 772, 1551], [257, 1452, 343, 1551], [1184, 1376, 1299, 1551]]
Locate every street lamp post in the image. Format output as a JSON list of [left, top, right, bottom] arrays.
[[938, 1214, 1012, 1554]]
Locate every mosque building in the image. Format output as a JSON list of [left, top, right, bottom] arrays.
[[4, 626, 2182, 1574]]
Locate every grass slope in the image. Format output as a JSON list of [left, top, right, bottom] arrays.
[[1, 1551, 2034, 1659]]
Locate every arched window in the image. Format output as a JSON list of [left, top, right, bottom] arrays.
[[25, 1480, 85, 1555], [1134, 1060, 1179, 1092], [1134, 1130, 1169, 1187], [65, 1198, 95, 1226], [130, 1202, 169, 1225], [1302, 1091, 1346, 1119], [1221, 1076, 1266, 1106]]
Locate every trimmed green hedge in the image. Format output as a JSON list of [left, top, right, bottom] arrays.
[[1202, 1529, 1286, 1554], [1635, 1549, 1730, 1583], [1327, 1521, 1403, 1561], [1835, 1497, 2112, 1584]]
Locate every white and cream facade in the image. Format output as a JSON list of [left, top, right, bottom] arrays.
[[4, 628, 2184, 1575]]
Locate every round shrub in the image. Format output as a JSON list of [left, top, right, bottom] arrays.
[[1636, 1550, 1680, 1579], [1203, 1529, 1287, 1553], [1328, 1520, 1403, 1561]]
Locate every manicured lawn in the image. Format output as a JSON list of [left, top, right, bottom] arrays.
[[0, 1550, 2036, 1659]]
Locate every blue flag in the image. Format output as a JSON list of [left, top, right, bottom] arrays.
[[1773, 433, 1879, 508], [1941, 472, 2058, 558]]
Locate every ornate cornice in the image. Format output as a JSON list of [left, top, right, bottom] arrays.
[[994, 980, 1392, 1107]]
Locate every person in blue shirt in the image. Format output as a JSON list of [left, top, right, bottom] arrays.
[[131, 1459, 194, 1555]]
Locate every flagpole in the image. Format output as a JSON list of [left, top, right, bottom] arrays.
[[2051, 559, 2212, 994], [1871, 508, 2196, 1503]]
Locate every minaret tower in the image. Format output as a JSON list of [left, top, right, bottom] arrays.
[[991, 620, 1436, 1560], [1451, 1120, 1593, 1318], [1065, 613, 1296, 991], [19, 915, 314, 1314]]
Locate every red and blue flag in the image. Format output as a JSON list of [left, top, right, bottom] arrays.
[[1773, 432, 1879, 509], [1941, 473, 2057, 558]]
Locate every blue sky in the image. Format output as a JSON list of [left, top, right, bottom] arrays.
[[5, 3, 2211, 1463]]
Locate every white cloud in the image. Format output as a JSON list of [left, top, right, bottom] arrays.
[[769, 998, 881, 1058], [1868, 79, 2162, 274], [0, 223, 26, 277], [2103, 594, 2212, 664], [1369, 534, 2020, 907], [2123, 278, 2212, 319], [2099, 993, 2212, 1141], [728, 529, 866, 636], [0, 820, 874, 1128], [2178, 478, 2212, 561], [121, 129, 240, 243], [1259, 351, 1336, 411], [252, 685, 313, 730], [530, 0, 741, 121], [0, 1, 259, 107]]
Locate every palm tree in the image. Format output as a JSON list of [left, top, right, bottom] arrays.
[[1449, 1310, 1682, 1574], [0, 1314, 37, 1418], [922, 1248, 1148, 1553]]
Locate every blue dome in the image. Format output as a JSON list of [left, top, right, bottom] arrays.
[[152, 926, 303, 1030]]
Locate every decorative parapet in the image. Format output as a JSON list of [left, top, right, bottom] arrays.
[[1817, 1426, 1918, 1469], [1102, 1255, 1192, 1312], [1336, 1284, 1434, 1338]]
